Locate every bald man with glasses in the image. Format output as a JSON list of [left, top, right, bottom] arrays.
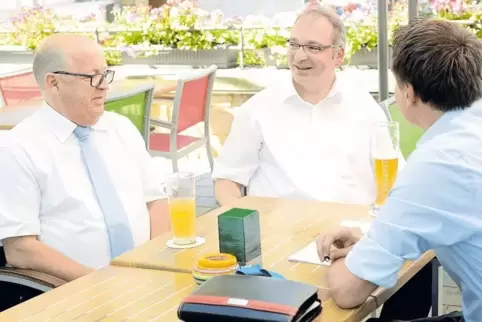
[[0, 34, 170, 282]]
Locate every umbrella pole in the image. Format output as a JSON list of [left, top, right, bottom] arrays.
[[377, 0, 389, 101]]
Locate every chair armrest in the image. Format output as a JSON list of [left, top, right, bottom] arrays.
[[150, 118, 173, 129], [0, 267, 66, 292]]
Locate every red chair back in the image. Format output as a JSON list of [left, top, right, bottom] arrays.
[[0, 71, 42, 106], [176, 75, 210, 133]]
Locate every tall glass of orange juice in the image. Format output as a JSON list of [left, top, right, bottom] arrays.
[[165, 172, 196, 245], [371, 121, 400, 213]]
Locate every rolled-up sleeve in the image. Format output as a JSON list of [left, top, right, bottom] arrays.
[[345, 230, 406, 288], [212, 101, 262, 186], [0, 139, 41, 241], [346, 147, 476, 288]]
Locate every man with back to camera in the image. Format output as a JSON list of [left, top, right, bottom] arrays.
[[0, 34, 170, 285], [213, 4, 431, 320], [317, 18, 482, 322]]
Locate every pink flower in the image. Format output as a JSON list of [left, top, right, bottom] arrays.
[[429, 0, 463, 13]]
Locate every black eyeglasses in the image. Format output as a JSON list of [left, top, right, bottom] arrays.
[[52, 70, 115, 88], [286, 40, 338, 54]]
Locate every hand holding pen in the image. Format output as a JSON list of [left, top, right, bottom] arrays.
[[316, 227, 363, 263]]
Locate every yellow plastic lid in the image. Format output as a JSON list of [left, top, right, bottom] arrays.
[[196, 253, 238, 270]]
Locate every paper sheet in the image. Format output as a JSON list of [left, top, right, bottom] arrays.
[[287, 220, 372, 266], [288, 240, 330, 266]]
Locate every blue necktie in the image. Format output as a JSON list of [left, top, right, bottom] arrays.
[[74, 126, 135, 258]]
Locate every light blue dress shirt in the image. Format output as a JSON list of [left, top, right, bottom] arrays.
[[346, 100, 482, 322]]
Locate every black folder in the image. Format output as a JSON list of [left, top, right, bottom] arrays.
[[178, 275, 322, 322]]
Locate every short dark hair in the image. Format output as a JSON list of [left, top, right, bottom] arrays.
[[392, 18, 482, 112]]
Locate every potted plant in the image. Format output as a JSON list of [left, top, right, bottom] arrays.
[[0, 6, 94, 64], [111, 1, 241, 67]]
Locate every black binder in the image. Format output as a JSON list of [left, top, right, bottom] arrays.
[[178, 275, 322, 322]]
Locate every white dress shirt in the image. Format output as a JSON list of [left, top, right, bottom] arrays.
[[213, 76, 402, 204], [0, 104, 166, 269]]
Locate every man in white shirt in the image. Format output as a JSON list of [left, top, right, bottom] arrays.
[[213, 4, 432, 320], [213, 5, 392, 206], [0, 34, 170, 282]]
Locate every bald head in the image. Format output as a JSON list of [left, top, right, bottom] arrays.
[[33, 34, 104, 90], [33, 33, 110, 127]]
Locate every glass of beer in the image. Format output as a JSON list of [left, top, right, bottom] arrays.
[[165, 172, 197, 245], [371, 121, 400, 213]]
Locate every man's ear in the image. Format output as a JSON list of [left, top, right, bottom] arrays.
[[405, 84, 417, 108], [44, 73, 58, 92], [334, 47, 345, 67]]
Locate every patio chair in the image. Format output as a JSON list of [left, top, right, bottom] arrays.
[[378, 97, 425, 158], [149, 65, 217, 173], [0, 70, 42, 107], [104, 84, 155, 149]]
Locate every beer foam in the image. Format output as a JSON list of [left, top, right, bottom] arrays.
[[373, 152, 398, 160]]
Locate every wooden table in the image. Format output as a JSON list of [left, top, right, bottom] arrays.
[[111, 198, 369, 276], [0, 265, 372, 322], [0, 79, 176, 130], [0, 197, 433, 322], [111, 197, 433, 320], [0, 266, 196, 322]]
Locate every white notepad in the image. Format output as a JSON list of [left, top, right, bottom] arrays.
[[288, 220, 372, 266], [288, 240, 331, 266]]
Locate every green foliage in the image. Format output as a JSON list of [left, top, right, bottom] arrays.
[[244, 27, 289, 49], [108, 3, 239, 57], [6, 6, 80, 50], [3, 1, 482, 67], [438, 10, 472, 20], [344, 24, 378, 63], [239, 50, 266, 66]]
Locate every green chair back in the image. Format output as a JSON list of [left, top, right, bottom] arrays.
[[104, 84, 154, 148], [105, 92, 147, 132], [388, 104, 425, 158]]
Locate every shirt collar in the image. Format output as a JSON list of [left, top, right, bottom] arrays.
[[283, 76, 342, 105], [91, 114, 109, 132], [417, 106, 467, 147], [39, 102, 109, 143]]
